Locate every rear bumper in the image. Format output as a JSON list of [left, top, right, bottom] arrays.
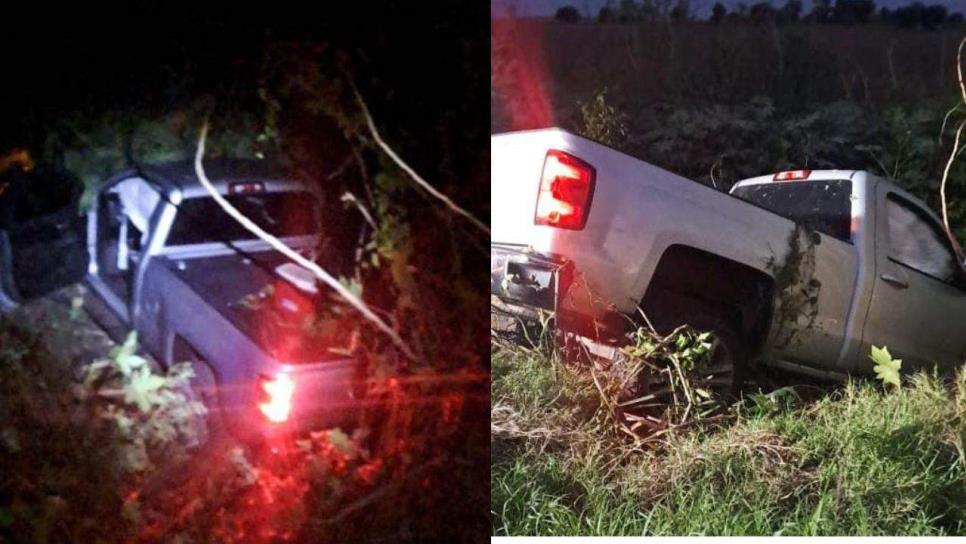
[[491, 243, 572, 313], [490, 243, 627, 343]]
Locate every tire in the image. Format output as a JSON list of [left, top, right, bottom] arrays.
[[683, 314, 746, 402], [616, 313, 747, 432]]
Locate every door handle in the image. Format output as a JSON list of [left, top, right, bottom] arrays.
[[880, 273, 909, 289]]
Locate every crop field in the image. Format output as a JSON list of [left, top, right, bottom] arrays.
[[492, 19, 966, 237]]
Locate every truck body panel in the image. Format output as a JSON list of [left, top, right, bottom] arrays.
[[0, 159, 361, 439], [492, 128, 966, 378]]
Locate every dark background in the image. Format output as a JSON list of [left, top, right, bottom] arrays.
[[0, 4, 492, 542], [1, 4, 489, 189]]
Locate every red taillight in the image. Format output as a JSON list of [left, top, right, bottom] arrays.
[[535, 150, 596, 230], [257, 373, 295, 423], [773, 169, 811, 181]]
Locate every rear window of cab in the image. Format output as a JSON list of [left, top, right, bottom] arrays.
[[730, 179, 853, 242], [166, 191, 318, 246]]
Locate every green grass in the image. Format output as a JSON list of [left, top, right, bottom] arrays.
[[492, 344, 966, 536]]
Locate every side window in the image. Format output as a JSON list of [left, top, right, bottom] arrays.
[[886, 194, 957, 282]]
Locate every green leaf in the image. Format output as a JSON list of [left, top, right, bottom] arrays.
[[122, 498, 142, 525], [0, 507, 12, 528], [870, 345, 902, 389], [110, 333, 149, 376], [124, 368, 167, 412], [328, 429, 355, 457], [338, 276, 364, 299], [120, 441, 150, 472], [228, 447, 257, 486], [112, 331, 138, 361], [69, 296, 84, 320], [1, 427, 20, 453], [116, 353, 148, 376]]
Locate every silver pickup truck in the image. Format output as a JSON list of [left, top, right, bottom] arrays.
[[492, 128, 966, 398], [0, 159, 359, 441]]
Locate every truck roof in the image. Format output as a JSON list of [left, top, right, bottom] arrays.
[[130, 159, 308, 200], [731, 169, 861, 190]]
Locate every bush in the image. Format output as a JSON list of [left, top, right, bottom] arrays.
[[578, 88, 628, 147]]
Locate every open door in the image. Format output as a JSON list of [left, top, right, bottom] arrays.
[[0, 167, 87, 308]]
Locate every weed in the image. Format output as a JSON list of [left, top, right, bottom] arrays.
[[493, 339, 966, 535]]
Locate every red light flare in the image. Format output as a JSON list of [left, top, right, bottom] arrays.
[[492, 16, 555, 130], [257, 372, 295, 423]]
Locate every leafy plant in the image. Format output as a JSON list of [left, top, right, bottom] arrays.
[[77, 331, 207, 471], [493, 337, 966, 536], [615, 326, 724, 437], [579, 87, 629, 147], [870, 344, 903, 390]]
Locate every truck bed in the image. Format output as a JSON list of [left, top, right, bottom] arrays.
[[162, 252, 349, 363], [491, 128, 862, 372]]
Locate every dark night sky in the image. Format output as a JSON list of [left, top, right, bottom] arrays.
[[493, 0, 966, 18], [0, 5, 489, 174], [1, 10, 390, 128]]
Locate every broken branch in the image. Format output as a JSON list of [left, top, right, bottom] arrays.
[[194, 122, 415, 360], [939, 36, 966, 258], [352, 87, 490, 235]]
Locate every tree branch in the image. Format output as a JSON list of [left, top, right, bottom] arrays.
[[958, 36, 966, 106], [193, 122, 415, 360], [940, 118, 965, 255], [938, 36, 966, 259], [352, 86, 490, 235]]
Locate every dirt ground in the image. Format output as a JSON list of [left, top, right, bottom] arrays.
[[10, 284, 117, 375]]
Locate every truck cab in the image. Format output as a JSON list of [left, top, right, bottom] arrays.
[[733, 169, 966, 377], [85, 160, 323, 332]]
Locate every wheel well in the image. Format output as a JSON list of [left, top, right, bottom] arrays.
[[640, 245, 775, 353]]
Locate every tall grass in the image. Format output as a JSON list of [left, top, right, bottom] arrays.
[[492, 342, 966, 536]]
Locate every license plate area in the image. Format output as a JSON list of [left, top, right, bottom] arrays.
[[491, 247, 568, 312]]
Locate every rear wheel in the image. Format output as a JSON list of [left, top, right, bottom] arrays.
[[616, 315, 745, 434]]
